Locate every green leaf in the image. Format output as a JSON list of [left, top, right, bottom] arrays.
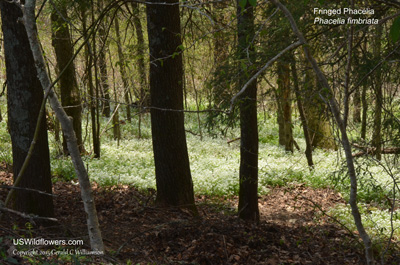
[[390, 17, 400, 42], [239, 0, 247, 10], [240, 60, 247, 71], [248, 0, 256, 7], [177, 44, 185, 51]]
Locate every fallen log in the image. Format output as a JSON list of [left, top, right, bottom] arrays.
[[351, 143, 400, 157]]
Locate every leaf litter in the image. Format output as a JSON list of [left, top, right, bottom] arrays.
[[1, 168, 399, 264]]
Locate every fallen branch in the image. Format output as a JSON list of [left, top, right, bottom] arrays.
[[1, 185, 57, 197], [351, 143, 400, 157], [227, 137, 240, 145], [0, 206, 58, 223]]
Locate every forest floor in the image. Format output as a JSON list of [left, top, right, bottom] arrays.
[[0, 168, 399, 264]]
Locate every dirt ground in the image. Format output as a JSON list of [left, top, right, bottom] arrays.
[[0, 168, 399, 264]]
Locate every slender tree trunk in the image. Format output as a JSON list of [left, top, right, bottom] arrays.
[[237, 0, 259, 222], [353, 87, 361, 123], [0, 1, 54, 218], [372, 24, 382, 160], [213, 1, 229, 64], [23, 0, 104, 251], [360, 40, 368, 140], [114, 16, 131, 123], [51, 3, 84, 154], [98, 30, 111, 118], [291, 57, 313, 167], [92, 2, 101, 158], [131, 3, 148, 136], [361, 82, 368, 140], [132, 2, 148, 107], [277, 61, 293, 152], [146, 0, 197, 214], [82, 6, 100, 158]]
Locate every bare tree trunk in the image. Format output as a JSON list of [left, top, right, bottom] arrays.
[[360, 41, 368, 140], [131, 3, 148, 136], [372, 24, 382, 160], [270, 1, 373, 263], [98, 19, 111, 118], [303, 65, 336, 150], [277, 61, 293, 152], [82, 6, 100, 158], [1, 1, 54, 218], [237, 0, 259, 223], [23, 0, 104, 251], [114, 16, 131, 123], [51, 3, 84, 154], [146, 0, 197, 214], [291, 57, 313, 167], [361, 82, 368, 140], [353, 87, 361, 123], [131, 2, 148, 108]]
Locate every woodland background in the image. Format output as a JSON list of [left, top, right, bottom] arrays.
[[0, 0, 400, 264]]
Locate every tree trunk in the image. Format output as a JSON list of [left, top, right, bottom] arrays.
[[277, 61, 293, 152], [291, 57, 313, 167], [0, 1, 54, 217], [360, 40, 368, 140], [237, 1, 259, 222], [82, 6, 100, 158], [23, 0, 104, 251], [98, 0, 111, 118], [132, 2, 148, 108], [146, 0, 197, 214], [361, 82, 368, 140], [114, 16, 131, 123], [372, 24, 382, 160], [303, 65, 336, 150], [353, 86, 361, 123], [51, 3, 84, 154], [131, 2, 148, 136]]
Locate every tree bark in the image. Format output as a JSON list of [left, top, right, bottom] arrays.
[[98, 0, 111, 118], [303, 65, 336, 150], [237, 0, 259, 222], [277, 61, 293, 152], [372, 24, 382, 160], [131, 3, 148, 136], [353, 87, 361, 123], [146, 0, 197, 214], [51, 3, 84, 154], [0, 1, 54, 218], [81, 6, 100, 158], [361, 82, 368, 140], [291, 57, 313, 167], [114, 15, 131, 123], [131, 2, 148, 108], [23, 0, 104, 251]]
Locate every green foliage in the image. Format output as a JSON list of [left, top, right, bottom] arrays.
[[51, 158, 76, 182], [389, 17, 400, 42], [0, 102, 12, 168]]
